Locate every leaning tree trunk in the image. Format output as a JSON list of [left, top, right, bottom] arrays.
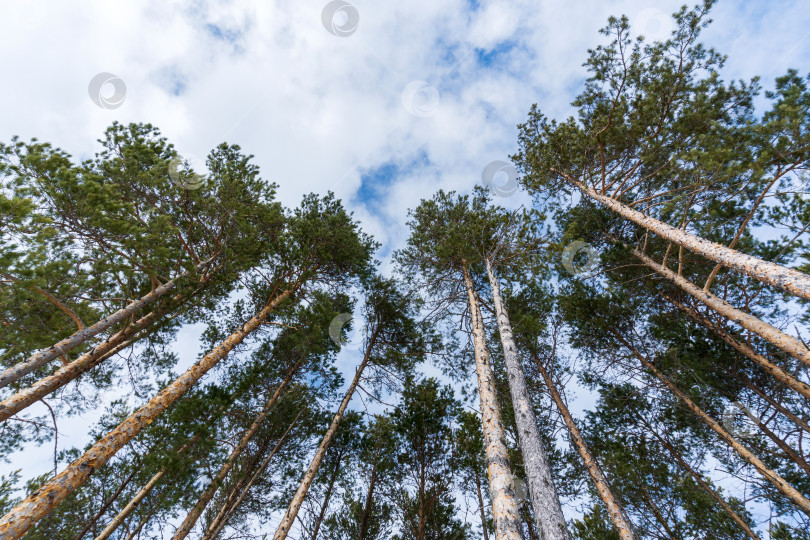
[[202, 406, 306, 540], [611, 330, 810, 516], [272, 330, 378, 540], [0, 258, 214, 389], [558, 173, 810, 300], [309, 450, 344, 540], [616, 240, 810, 368], [461, 264, 524, 540], [485, 258, 569, 540], [172, 361, 300, 539], [0, 281, 299, 540], [634, 413, 761, 540], [662, 294, 810, 401], [529, 351, 636, 540], [357, 454, 379, 540]]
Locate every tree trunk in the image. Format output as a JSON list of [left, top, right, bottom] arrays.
[[357, 456, 378, 540], [202, 406, 306, 540], [461, 264, 524, 540], [635, 414, 760, 540], [172, 361, 300, 540], [0, 282, 299, 540], [272, 329, 377, 540], [662, 294, 810, 401], [561, 173, 810, 300], [619, 241, 810, 368], [611, 329, 810, 516], [743, 379, 810, 435], [72, 467, 137, 540], [529, 352, 636, 540], [485, 258, 569, 540], [0, 259, 212, 389], [474, 469, 491, 540], [310, 452, 343, 540]]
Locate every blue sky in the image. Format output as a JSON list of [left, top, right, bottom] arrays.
[[1, 0, 809, 537]]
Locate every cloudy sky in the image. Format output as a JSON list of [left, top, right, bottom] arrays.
[[1, 0, 809, 536]]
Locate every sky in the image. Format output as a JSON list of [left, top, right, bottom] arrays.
[[1, 0, 809, 537]]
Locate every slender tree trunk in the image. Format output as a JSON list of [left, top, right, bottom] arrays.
[[559, 173, 810, 300], [461, 264, 524, 540], [0, 259, 212, 389], [743, 379, 810, 435], [202, 406, 306, 540], [272, 329, 378, 540], [662, 294, 810, 401], [95, 434, 202, 540], [357, 456, 378, 540], [72, 468, 138, 540], [619, 241, 810, 367], [485, 258, 569, 540], [751, 418, 810, 475], [529, 352, 636, 540], [310, 452, 343, 540], [0, 281, 299, 540], [172, 362, 300, 540], [474, 469, 491, 540], [634, 414, 761, 540], [611, 329, 810, 516]]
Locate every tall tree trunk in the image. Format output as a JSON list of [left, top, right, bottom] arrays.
[[272, 329, 378, 540], [95, 434, 203, 540], [72, 468, 138, 540], [474, 469, 491, 540], [0, 259, 213, 389], [172, 361, 300, 540], [461, 264, 524, 540], [634, 413, 761, 540], [202, 406, 306, 540], [357, 456, 378, 540], [617, 240, 810, 367], [529, 352, 636, 540], [610, 329, 810, 516], [0, 281, 299, 540], [559, 173, 810, 300], [662, 294, 810, 401], [485, 258, 569, 540], [309, 452, 343, 540]]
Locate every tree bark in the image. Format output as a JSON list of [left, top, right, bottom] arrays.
[[529, 352, 636, 540], [0, 259, 212, 389], [620, 242, 810, 368], [560, 173, 810, 300], [461, 264, 524, 540], [611, 330, 810, 516], [662, 294, 810, 401], [172, 362, 300, 539], [202, 406, 306, 540], [272, 329, 377, 540], [0, 281, 299, 540], [485, 258, 569, 540], [634, 414, 760, 540]]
